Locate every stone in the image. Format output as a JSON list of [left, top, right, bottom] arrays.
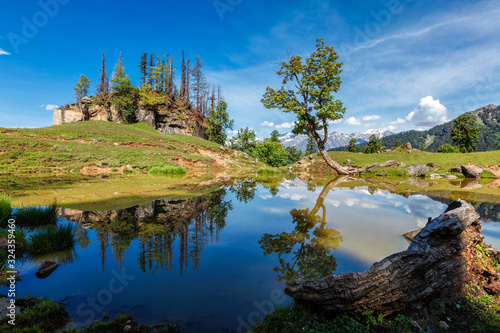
[[450, 167, 461, 173], [407, 150, 412, 154], [0, 296, 20, 320], [403, 228, 423, 243], [36, 261, 59, 279], [285, 200, 484, 316], [405, 142, 412, 149], [427, 163, 435, 167], [123, 325, 132, 332], [405, 178, 429, 187], [439, 321, 449, 330], [461, 165, 483, 178], [346, 159, 351, 165], [406, 165, 430, 177], [446, 175, 458, 179]]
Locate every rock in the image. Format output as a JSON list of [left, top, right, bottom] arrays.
[[439, 321, 449, 330], [429, 173, 442, 180], [446, 175, 458, 179], [378, 160, 398, 168], [406, 165, 430, 177], [405, 178, 429, 187], [0, 238, 7, 250], [0, 295, 20, 320], [427, 163, 435, 167], [346, 159, 351, 165], [405, 142, 412, 149], [450, 167, 461, 173], [461, 178, 482, 190], [407, 150, 412, 154], [123, 325, 132, 332], [461, 165, 483, 178], [36, 261, 59, 279], [285, 200, 483, 316]]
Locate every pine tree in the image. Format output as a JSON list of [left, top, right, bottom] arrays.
[[345, 138, 360, 152], [363, 134, 383, 154], [451, 113, 479, 153], [180, 51, 186, 99], [305, 136, 318, 155], [74, 74, 91, 102], [148, 54, 156, 89], [138, 52, 148, 86], [96, 51, 109, 97]]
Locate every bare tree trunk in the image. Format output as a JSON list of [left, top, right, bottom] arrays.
[[310, 128, 350, 175]]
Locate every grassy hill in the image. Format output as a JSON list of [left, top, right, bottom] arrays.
[[0, 121, 263, 193]]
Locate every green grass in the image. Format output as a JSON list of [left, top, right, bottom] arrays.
[[27, 224, 75, 255], [14, 202, 58, 227], [0, 228, 27, 252], [0, 296, 70, 332], [257, 168, 282, 174], [0, 194, 11, 225], [130, 122, 159, 133], [149, 165, 187, 175]]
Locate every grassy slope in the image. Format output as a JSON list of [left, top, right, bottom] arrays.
[[0, 121, 259, 173]]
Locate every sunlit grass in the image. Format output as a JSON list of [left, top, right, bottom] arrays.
[[257, 168, 282, 174], [149, 165, 187, 175], [27, 224, 75, 255]]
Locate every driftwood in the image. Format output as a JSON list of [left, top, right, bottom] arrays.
[[285, 200, 484, 315]]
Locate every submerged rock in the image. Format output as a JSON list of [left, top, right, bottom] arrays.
[[36, 261, 59, 279], [285, 200, 486, 316]]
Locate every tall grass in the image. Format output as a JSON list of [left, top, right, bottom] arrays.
[[0, 228, 28, 252], [27, 225, 75, 255], [0, 194, 12, 226], [149, 165, 187, 175], [257, 168, 282, 174], [14, 202, 58, 227]]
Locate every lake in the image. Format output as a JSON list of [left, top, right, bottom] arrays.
[[4, 175, 500, 332]]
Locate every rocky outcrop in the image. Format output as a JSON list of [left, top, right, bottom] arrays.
[[406, 164, 429, 177], [53, 94, 207, 139], [285, 200, 485, 316], [462, 165, 483, 178], [36, 261, 59, 279]]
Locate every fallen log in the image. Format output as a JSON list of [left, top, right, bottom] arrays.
[[285, 199, 487, 316]]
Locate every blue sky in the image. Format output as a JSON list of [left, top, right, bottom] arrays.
[[1, 0, 499, 138]]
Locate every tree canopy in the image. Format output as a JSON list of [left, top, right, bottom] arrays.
[[451, 113, 479, 153], [74, 74, 90, 102]]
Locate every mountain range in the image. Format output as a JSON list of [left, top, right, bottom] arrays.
[[328, 104, 500, 152], [279, 129, 394, 151]]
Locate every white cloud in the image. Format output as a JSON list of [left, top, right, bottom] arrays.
[[41, 104, 59, 111], [327, 119, 343, 124], [260, 121, 274, 127], [362, 115, 380, 121], [360, 202, 378, 209], [344, 198, 360, 207], [275, 121, 296, 129], [406, 96, 447, 127], [345, 117, 362, 125], [278, 193, 307, 201], [390, 117, 406, 125], [325, 198, 340, 207], [0, 48, 10, 55]]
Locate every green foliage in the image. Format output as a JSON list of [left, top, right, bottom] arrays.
[[285, 145, 303, 164], [0, 296, 70, 332], [345, 138, 360, 153], [253, 141, 289, 167], [452, 113, 479, 153], [0, 228, 27, 252], [270, 130, 280, 142], [74, 74, 91, 102], [229, 127, 257, 153], [139, 85, 166, 108], [110, 88, 139, 124], [205, 100, 234, 145], [148, 165, 187, 175], [437, 143, 460, 153], [392, 140, 400, 148], [109, 212, 139, 234], [363, 134, 383, 154], [27, 224, 75, 255], [14, 202, 58, 227], [0, 194, 11, 226], [261, 38, 345, 137], [305, 136, 319, 155]]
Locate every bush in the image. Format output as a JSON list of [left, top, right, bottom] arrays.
[[148, 165, 187, 175], [257, 168, 282, 174], [0, 194, 11, 226], [27, 224, 75, 255], [14, 202, 58, 227], [437, 144, 460, 153]]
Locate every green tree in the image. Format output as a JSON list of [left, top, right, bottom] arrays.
[[270, 130, 280, 142], [392, 140, 401, 148], [262, 38, 351, 174], [451, 113, 479, 153], [305, 136, 318, 155], [345, 138, 360, 153], [437, 143, 460, 153], [253, 141, 288, 167], [138, 52, 148, 86], [206, 100, 234, 145], [74, 74, 91, 102], [363, 134, 383, 154], [111, 52, 133, 94], [285, 146, 303, 164], [229, 127, 257, 154]]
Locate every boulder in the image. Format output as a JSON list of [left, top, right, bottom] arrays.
[[405, 142, 412, 149], [450, 167, 461, 173], [285, 200, 485, 316], [346, 159, 351, 165], [36, 261, 59, 279], [406, 165, 430, 177], [461, 165, 483, 178]]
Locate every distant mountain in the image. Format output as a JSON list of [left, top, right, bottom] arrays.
[[376, 104, 500, 152], [279, 129, 394, 151], [329, 104, 500, 152]]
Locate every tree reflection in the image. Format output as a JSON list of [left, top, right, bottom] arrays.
[[259, 177, 345, 282]]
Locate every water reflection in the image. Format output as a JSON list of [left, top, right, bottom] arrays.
[[259, 177, 344, 281], [59, 189, 232, 274]]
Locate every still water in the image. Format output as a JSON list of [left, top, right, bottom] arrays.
[[6, 176, 500, 332]]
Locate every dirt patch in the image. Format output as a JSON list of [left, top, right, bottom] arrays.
[[482, 165, 500, 178]]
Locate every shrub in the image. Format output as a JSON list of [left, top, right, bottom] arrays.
[[257, 168, 282, 174], [437, 144, 460, 153], [27, 224, 75, 255], [149, 165, 187, 175], [0, 194, 11, 226], [14, 202, 58, 227]]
